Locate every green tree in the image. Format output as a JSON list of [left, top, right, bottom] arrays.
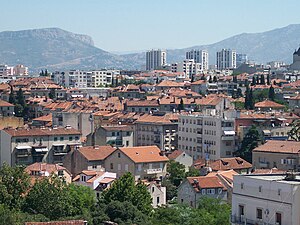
[[191, 75, 194, 83], [102, 173, 152, 215], [232, 74, 238, 83], [185, 167, 199, 177], [24, 175, 95, 221], [8, 86, 16, 105], [213, 76, 217, 83], [105, 201, 150, 225], [200, 74, 206, 80], [177, 98, 184, 112], [49, 89, 56, 99], [268, 85, 275, 101], [244, 86, 254, 110], [288, 119, 300, 141], [235, 125, 261, 162], [161, 178, 177, 201], [0, 163, 30, 209], [260, 74, 265, 84], [197, 197, 231, 225], [267, 74, 271, 85], [208, 76, 213, 83], [251, 76, 256, 86], [167, 160, 186, 186], [39, 70, 44, 76]]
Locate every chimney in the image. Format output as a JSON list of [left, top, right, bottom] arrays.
[[94, 145, 100, 150]]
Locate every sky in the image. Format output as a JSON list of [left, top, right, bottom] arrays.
[[1, 0, 300, 53]]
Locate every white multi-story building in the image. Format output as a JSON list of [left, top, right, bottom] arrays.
[[171, 59, 201, 78], [216, 49, 237, 70], [231, 173, 300, 225], [178, 110, 236, 160], [186, 49, 209, 71], [58, 69, 119, 88], [146, 49, 167, 71], [0, 64, 28, 77]]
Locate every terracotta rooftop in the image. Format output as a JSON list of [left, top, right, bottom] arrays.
[[253, 140, 300, 154], [3, 127, 81, 137], [79, 145, 115, 161], [0, 99, 14, 107], [25, 162, 69, 175], [119, 145, 169, 163], [126, 99, 159, 107], [251, 168, 286, 174], [135, 113, 178, 124], [209, 157, 252, 171], [187, 176, 226, 192], [255, 100, 285, 108], [32, 113, 52, 122], [191, 80, 206, 85], [156, 80, 185, 87], [168, 150, 184, 160], [101, 125, 133, 131]]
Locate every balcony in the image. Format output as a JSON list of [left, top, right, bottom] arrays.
[[230, 215, 275, 225], [144, 168, 163, 174]]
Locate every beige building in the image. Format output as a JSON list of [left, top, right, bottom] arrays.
[[0, 99, 14, 117], [178, 110, 236, 160], [145, 181, 167, 208], [0, 127, 81, 166], [168, 150, 193, 172], [134, 113, 178, 152], [63, 145, 115, 176], [177, 175, 228, 208], [86, 125, 134, 147], [104, 145, 169, 180], [252, 140, 300, 171], [231, 173, 300, 225]]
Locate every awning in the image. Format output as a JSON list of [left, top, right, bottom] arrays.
[[263, 130, 271, 135], [223, 131, 235, 135], [16, 146, 31, 150], [34, 148, 48, 153], [277, 118, 287, 121]]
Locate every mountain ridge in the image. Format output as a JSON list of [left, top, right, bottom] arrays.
[[0, 24, 300, 71]]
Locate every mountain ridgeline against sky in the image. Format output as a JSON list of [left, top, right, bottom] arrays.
[[0, 24, 300, 71]]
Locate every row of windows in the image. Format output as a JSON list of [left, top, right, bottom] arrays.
[[240, 183, 282, 196], [16, 136, 79, 143], [111, 131, 131, 136], [179, 118, 203, 125]]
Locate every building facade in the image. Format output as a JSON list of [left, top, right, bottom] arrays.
[[216, 49, 237, 70], [186, 49, 209, 71], [146, 49, 167, 71]]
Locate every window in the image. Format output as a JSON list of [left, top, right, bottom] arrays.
[[118, 153, 121, 158], [60, 137, 64, 141], [92, 165, 97, 169], [137, 164, 142, 171], [207, 189, 215, 195], [81, 175, 86, 182], [112, 132, 115, 136], [238, 205, 244, 216], [241, 183, 244, 189], [125, 164, 128, 171], [278, 189, 281, 196], [75, 136, 79, 141], [157, 196, 160, 204], [110, 163, 113, 170], [69, 136, 73, 141], [54, 137, 58, 141], [218, 188, 222, 194], [202, 189, 206, 195], [256, 208, 262, 219], [276, 212, 282, 225], [118, 164, 121, 171], [152, 187, 155, 193], [126, 132, 130, 136], [259, 186, 262, 193]]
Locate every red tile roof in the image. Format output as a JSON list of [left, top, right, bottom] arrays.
[[168, 150, 183, 160], [0, 99, 14, 107], [209, 157, 252, 171], [254, 100, 285, 108], [253, 140, 300, 154], [119, 146, 169, 163], [79, 145, 115, 161], [187, 176, 226, 192], [25, 162, 69, 175], [3, 127, 81, 137]]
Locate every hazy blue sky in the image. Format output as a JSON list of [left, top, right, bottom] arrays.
[[1, 0, 300, 52]]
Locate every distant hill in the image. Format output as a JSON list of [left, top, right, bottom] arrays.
[[122, 24, 300, 66], [0, 25, 300, 72], [0, 28, 136, 72]]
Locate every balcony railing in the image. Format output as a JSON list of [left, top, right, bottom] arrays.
[[230, 215, 276, 225], [144, 168, 163, 174]]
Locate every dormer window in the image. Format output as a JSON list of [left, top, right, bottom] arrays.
[[81, 175, 86, 182]]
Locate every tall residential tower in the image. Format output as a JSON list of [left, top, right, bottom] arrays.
[[216, 49, 236, 70], [146, 49, 167, 71]]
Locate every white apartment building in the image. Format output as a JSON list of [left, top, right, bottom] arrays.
[[0, 127, 81, 166], [146, 49, 167, 71], [0, 64, 28, 77], [171, 59, 201, 79], [91, 69, 120, 87], [60, 69, 119, 88], [216, 49, 237, 70], [231, 173, 300, 225], [178, 110, 236, 160], [186, 49, 209, 71]]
